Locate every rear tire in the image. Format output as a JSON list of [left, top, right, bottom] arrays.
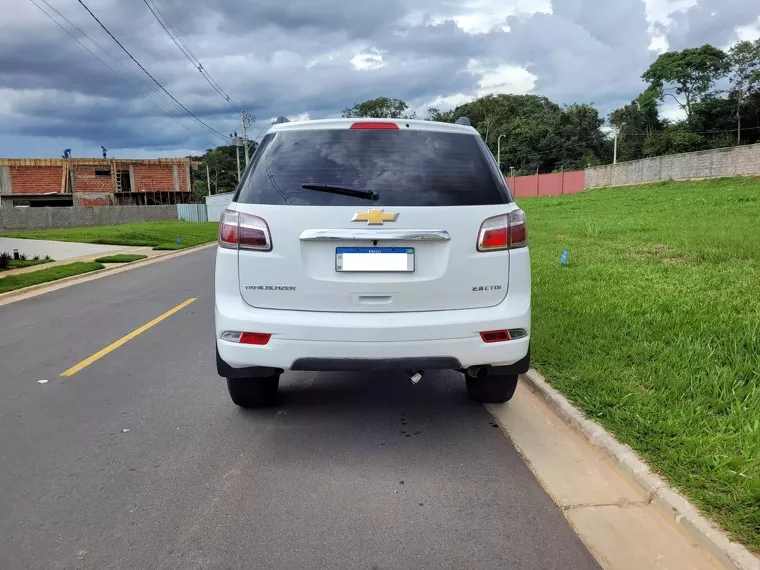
[[466, 373, 519, 404], [226, 375, 280, 408]]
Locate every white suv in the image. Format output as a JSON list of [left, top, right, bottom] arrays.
[[215, 117, 531, 407]]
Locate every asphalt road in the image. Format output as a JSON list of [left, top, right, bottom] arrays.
[[0, 248, 599, 570]]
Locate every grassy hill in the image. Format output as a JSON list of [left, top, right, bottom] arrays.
[[520, 176, 760, 551]]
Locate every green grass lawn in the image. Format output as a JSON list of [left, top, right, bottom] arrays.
[[94, 254, 148, 263], [0, 262, 104, 294], [519, 176, 760, 551], [2, 221, 218, 250], [0, 258, 53, 272]]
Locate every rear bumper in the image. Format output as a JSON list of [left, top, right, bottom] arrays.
[[215, 242, 531, 374], [215, 290, 530, 374]]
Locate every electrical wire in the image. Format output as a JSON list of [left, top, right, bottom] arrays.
[[27, 0, 219, 148], [34, 0, 220, 146], [75, 0, 228, 140], [141, 0, 242, 113]]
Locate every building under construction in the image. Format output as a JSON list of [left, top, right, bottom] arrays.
[[0, 158, 197, 207]]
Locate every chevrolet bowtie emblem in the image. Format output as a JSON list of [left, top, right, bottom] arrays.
[[352, 209, 399, 225]]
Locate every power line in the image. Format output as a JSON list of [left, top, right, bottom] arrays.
[[34, 0, 219, 147], [141, 0, 243, 113], [74, 0, 228, 141], [27, 0, 219, 148]]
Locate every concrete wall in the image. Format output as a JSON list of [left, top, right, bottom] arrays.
[[0, 205, 178, 230], [0, 166, 11, 195], [586, 143, 760, 188]]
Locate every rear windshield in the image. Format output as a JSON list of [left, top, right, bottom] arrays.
[[234, 128, 511, 206]]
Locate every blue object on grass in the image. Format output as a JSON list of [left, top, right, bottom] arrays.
[[560, 248, 569, 266], [176, 237, 183, 244]]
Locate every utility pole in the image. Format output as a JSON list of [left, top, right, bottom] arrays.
[[241, 110, 250, 166], [231, 132, 241, 181], [613, 122, 625, 165], [206, 164, 211, 196], [737, 98, 742, 144], [497, 134, 506, 173]]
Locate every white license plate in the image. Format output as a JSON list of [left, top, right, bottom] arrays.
[[336, 247, 415, 272]]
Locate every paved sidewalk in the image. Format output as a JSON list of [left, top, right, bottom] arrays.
[[489, 383, 724, 570], [1, 247, 157, 277], [0, 238, 150, 277], [0, 237, 130, 261]]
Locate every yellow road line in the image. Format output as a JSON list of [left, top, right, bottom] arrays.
[[60, 297, 197, 377]]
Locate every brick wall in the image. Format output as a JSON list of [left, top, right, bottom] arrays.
[[508, 171, 586, 198], [0, 159, 193, 201], [72, 167, 114, 193], [10, 167, 61, 194], [133, 164, 185, 192]]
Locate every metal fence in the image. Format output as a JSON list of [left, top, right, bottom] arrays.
[[205, 192, 234, 222], [177, 203, 208, 223]]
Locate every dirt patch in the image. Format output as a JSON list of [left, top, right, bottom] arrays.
[[630, 244, 689, 264]]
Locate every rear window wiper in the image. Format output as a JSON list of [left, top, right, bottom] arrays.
[[301, 183, 379, 201]]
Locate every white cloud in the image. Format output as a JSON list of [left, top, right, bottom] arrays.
[[736, 17, 760, 41], [644, 0, 698, 26], [468, 61, 537, 96], [1, 0, 757, 157], [350, 49, 387, 71]]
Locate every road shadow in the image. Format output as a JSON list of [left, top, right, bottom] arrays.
[[232, 369, 508, 469]]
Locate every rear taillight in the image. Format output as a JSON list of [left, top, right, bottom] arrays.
[[220, 331, 271, 345], [477, 210, 527, 251], [480, 330, 511, 343], [219, 210, 272, 251]]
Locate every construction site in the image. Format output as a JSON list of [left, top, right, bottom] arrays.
[[0, 158, 198, 208]]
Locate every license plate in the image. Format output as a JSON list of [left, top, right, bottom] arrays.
[[335, 247, 415, 272]]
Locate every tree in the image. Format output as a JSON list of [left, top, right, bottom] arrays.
[[426, 107, 455, 122], [643, 126, 706, 157], [728, 39, 760, 142], [192, 144, 257, 200], [341, 97, 410, 118], [449, 94, 609, 173], [642, 44, 729, 121], [556, 104, 610, 168], [609, 87, 664, 162]]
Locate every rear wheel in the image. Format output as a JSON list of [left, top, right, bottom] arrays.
[[466, 373, 519, 404], [226, 375, 280, 408]]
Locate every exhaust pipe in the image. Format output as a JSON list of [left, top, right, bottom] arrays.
[[466, 365, 491, 379]]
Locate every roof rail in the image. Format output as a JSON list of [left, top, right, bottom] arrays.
[[455, 117, 471, 126], [274, 116, 290, 124]]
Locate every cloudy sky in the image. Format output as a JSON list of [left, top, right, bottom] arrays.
[[1, 0, 758, 158]]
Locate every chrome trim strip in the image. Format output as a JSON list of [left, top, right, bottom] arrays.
[[299, 229, 451, 242]]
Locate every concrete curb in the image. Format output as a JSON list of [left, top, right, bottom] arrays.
[[522, 369, 760, 570], [0, 243, 216, 306]]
